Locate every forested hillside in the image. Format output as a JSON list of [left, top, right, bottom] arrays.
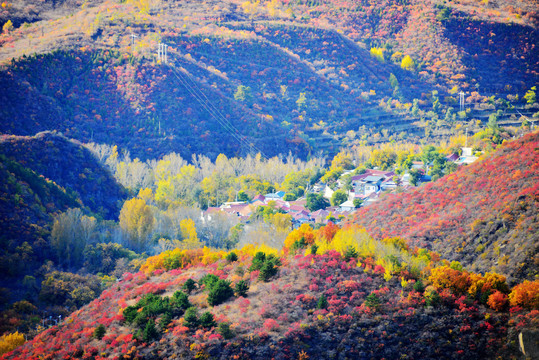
[[0, 150, 80, 277], [3, 226, 539, 360], [0, 131, 126, 219], [0, 0, 537, 160], [353, 131, 539, 282], [0, 132, 131, 334]]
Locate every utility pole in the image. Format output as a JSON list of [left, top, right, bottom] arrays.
[[130, 34, 138, 53], [459, 91, 465, 113], [163, 43, 168, 63], [157, 43, 168, 63], [465, 127, 468, 147]]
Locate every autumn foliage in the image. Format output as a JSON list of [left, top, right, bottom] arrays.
[[0, 332, 24, 356], [509, 280, 539, 310], [354, 132, 539, 280], [2, 223, 538, 360]]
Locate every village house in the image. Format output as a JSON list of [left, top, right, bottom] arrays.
[[264, 191, 286, 200], [339, 199, 356, 212], [456, 147, 478, 165], [311, 209, 330, 224]]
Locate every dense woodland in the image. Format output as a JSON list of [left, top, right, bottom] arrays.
[[0, 0, 538, 358]]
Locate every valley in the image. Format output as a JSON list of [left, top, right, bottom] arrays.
[[0, 0, 538, 358]]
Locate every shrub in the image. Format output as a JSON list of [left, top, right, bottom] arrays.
[[487, 291, 508, 312], [217, 322, 234, 339], [208, 280, 234, 306], [317, 294, 328, 309], [290, 237, 307, 252], [283, 193, 297, 201], [235, 280, 249, 297], [134, 312, 149, 328], [365, 293, 381, 309], [249, 252, 266, 271], [226, 252, 238, 262], [429, 266, 471, 295], [184, 307, 199, 328], [123, 305, 139, 324], [0, 331, 25, 356], [199, 312, 216, 328], [159, 312, 172, 329], [311, 244, 318, 255], [249, 252, 280, 282], [259, 261, 278, 282], [182, 279, 197, 294], [344, 246, 358, 261], [143, 320, 159, 343], [172, 290, 191, 310], [200, 274, 219, 290], [93, 324, 106, 340], [424, 286, 440, 307], [264, 318, 279, 331], [413, 279, 425, 293], [509, 280, 539, 310], [401, 55, 414, 70]]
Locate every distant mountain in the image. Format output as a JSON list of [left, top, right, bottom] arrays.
[[0, 0, 537, 160], [353, 131, 539, 282]]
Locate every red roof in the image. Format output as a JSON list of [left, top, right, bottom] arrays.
[[311, 209, 329, 218], [366, 169, 394, 177], [252, 194, 265, 202], [222, 204, 249, 214], [293, 211, 310, 220], [289, 199, 307, 206], [289, 204, 307, 212], [204, 207, 221, 215], [350, 173, 370, 182]]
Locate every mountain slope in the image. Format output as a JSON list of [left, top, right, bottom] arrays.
[[0, 151, 80, 279], [0, 0, 537, 160], [0, 131, 127, 303], [353, 131, 539, 282], [0, 131, 126, 220], [1, 244, 526, 360]]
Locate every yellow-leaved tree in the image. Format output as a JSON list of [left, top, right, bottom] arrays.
[[137, 187, 154, 204], [284, 223, 315, 249], [266, 212, 292, 235], [180, 218, 202, 249], [155, 178, 174, 206], [119, 198, 154, 252], [401, 55, 414, 70], [0, 331, 25, 355], [331, 151, 355, 170], [370, 47, 384, 62], [2, 19, 13, 33]]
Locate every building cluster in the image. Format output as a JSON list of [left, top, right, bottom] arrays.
[[203, 148, 477, 227]]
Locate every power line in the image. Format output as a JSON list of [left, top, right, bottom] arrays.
[[165, 57, 269, 159], [126, 34, 270, 159]]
